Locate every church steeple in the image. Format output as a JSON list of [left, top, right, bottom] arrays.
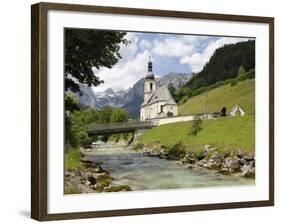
[[144, 56, 156, 101], [146, 56, 154, 80], [148, 56, 152, 71]]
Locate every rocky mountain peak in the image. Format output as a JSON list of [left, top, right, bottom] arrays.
[[76, 72, 191, 118]]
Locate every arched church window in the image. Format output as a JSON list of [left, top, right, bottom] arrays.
[[150, 83, 153, 91]]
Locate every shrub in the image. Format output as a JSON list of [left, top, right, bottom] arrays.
[[224, 78, 234, 85], [236, 69, 255, 82], [178, 96, 188, 105], [65, 92, 79, 112], [244, 69, 255, 79], [236, 73, 247, 82], [230, 79, 237, 87], [69, 124, 92, 148], [190, 116, 203, 136], [175, 87, 193, 101], [213, 81, 224, 88], [237, 65, 246, 76], [110, 108, 129, 123], [81, 108, 99, 124], [168, 141, 186, 158], [65, 148, 82, 169]]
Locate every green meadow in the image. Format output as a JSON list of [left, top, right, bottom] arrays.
[[138, 115, 255, 153], [179, 79, 255, 115]]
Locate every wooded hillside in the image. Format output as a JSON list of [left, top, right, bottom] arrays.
[[185, 40, 255, 90]]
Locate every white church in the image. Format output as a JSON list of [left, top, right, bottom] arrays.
[[140, 57, 178, 121]]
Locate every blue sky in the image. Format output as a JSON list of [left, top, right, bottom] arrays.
[[93, 32, 250, 93], [136, 33, 219, 75]]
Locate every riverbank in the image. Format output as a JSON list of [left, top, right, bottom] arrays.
[[64, 148, 132, 194], [133, 143, 255, 178], [81, 145, 254, 190], [135, 116, 255, 178]]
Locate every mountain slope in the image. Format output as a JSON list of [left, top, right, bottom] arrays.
[[179, 79, 255, 115], [122, 73, 191, 118], [95, 88, 126, 109], [93, 73, 191, 118], [185, 40, 255, 90], [76, 84, 96, 108]]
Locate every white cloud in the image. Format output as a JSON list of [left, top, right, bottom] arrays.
[[139, 39, 152, 50], [180, 37, 251, 73], [93, 33, 149, 93], [118, 33, 139, 66], [152, 36, 194, 57], [92, 33, 251, 93]]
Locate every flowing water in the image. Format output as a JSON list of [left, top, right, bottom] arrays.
[[84, 145, 254, 191]]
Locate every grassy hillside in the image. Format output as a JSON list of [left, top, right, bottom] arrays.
[[179, 79, 255, 115], [138, 115, 255, 153]]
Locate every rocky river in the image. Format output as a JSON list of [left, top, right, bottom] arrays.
[[67, 143, 255, 193]]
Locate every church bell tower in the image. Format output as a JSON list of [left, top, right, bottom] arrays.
[[144, 56, 156, 100]]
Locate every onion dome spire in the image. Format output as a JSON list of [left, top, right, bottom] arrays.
[[146, 56, 154, 80]]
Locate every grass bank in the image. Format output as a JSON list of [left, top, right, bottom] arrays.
[[65, 148, 83, 169], [138, 115, 255, 153]]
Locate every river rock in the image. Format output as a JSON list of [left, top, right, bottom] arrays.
[[229, 160, 240, 171], [218, 167, 231, 175], [202, 145, 217, 156], [205, 159, 221, 169], [65, 170, 72, 177], [197, 159, 206, 166], [158, 149, 168, 159], [223, 158, 240, 171], [210, 152, 224, 163], [148, 151, 161, 157], [94, 172, 110, 180], [87, 175, 96, 185], [104, 185, 132, 192], [238, 158, 246, 166], [181, 152, 196, 164], [241, 164, 255, 178], [235, 150, 244, 158], [249, 160, 255, 167], [244, 154, 255, 162], [81, 160, 97, 168], [92, 183, 104, 192], [85, 180, 91, 186]]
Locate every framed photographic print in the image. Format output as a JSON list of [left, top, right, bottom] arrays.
[[31, 2, 274, 221]]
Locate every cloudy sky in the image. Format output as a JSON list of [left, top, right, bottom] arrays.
[[93, 32, 250, 93]]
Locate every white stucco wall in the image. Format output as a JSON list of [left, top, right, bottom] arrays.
[[152, 115, 194, 125], [151, 114, 213, 125], [140, 101, 178, 121], [164, 104, 178, 116], [144, 79, 156, 100]]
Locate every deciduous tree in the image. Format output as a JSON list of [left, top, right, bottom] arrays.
[[65, 29, 128, 92]]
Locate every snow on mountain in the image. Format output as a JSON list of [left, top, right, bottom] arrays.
[[95, 88, 126, 109], [95, 73, 191, 118], [76, 84, 96, 108]]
